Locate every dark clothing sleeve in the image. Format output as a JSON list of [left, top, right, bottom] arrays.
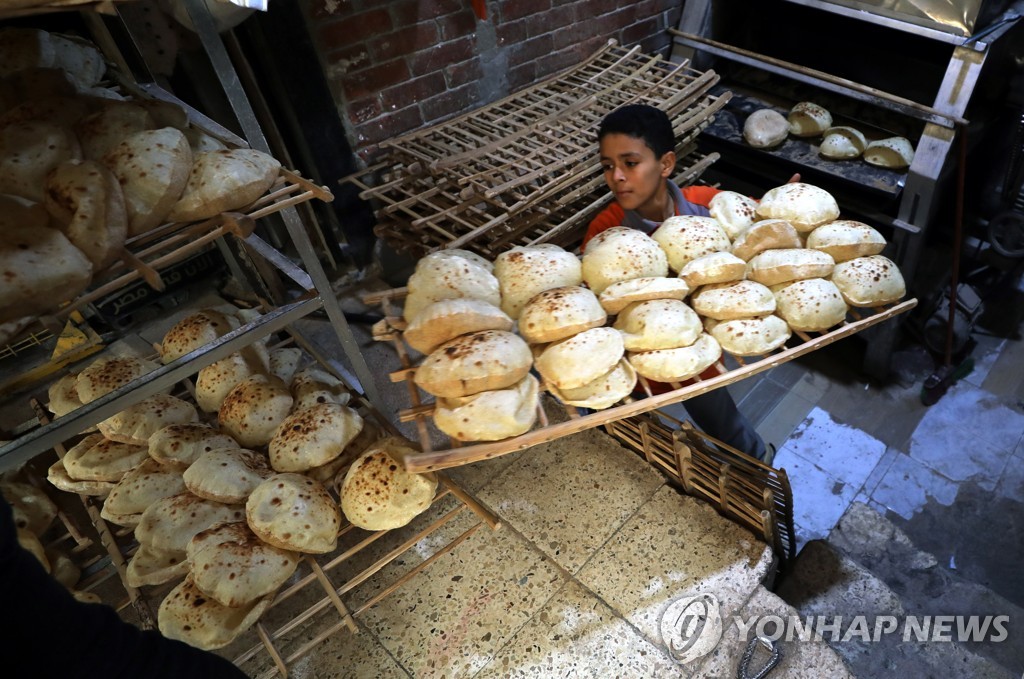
[[0, 497, 248, 679]]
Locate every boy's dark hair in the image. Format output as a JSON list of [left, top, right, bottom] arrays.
[[598, 104, 675, 158]]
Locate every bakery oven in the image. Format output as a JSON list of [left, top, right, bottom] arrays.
[[669, 0, 1024, 372]]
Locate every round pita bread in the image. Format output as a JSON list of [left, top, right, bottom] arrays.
[[268, 403, 364, 472], [218, 375, 294, 448], [290, 366, 352, 411], [706, 315, 792, 357], [708, 191, 758, 240], [863, 137, 914, 169], [547, 359, 637, 410], [97, 393, 198, 445], [746, 248, 835, 286], [772, 278, 849, 331], [402, 298, 513, 355], [534, 326, 624, 390], [0, 223, 92, 323], [755, 183, 840, 233], [195, 344, 271, 413], [158, 575, 273, 651], [42, 159, 127, 270], [159, 309, 240, 364], [187, 522, 299, 608], [830, 255, 906, 307], [414, 329, 532, 398], [340, 439, 437, 531], [101, 458, 186, 527], [184, 449, 274, 504], [402, 250, 501, 323], [167, 148, 281, 222], [518, 286, 606, 344], [582, 227, 668, 294], [246, 473, 340, 554], [47, 372, 83, 419], [652, 215, 731, 272], [148, 423, 240, 470], [680, 252, 747, 287], [268, 347, 304, 384], [76, 355, 160, 404], [74, 101, 156, 161], [731, 219, 803, 262], [627, 333, 722, 383], [806, 220, 886, 263], [125, 541, 189, 588], [820, 126, 867, 160], [691, 280, 777, 321], [598, 277, 690, 315], [46, 458, 114, 496], [787, 102, 832, 137], [135, 492, 245, 555], [63, 433, 149, 482], [743, 109, 788, 148], [0, 120, 81, 202], [434, 373, 538, 441], [494, 244, 583, 319], [614, 299, 702, 351]]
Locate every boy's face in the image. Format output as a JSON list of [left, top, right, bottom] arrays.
[[599, 133, 675, 216]]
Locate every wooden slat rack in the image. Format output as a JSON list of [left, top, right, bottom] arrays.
[[365, 287, 917, 474], [604, 412, 797, 563], [342, 40, 730, 259]]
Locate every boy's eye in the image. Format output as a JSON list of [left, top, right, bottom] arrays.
[[601, 164, 613, 172], [625, 161, 638, 167]]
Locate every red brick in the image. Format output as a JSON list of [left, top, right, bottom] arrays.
[[550, 20, 591, 50], [535, 46, 581, 79], [391, 0, 462, 25], [499, 0, 550, 22], [323, 42, 372, 74], [306, 0, 357, 21], [368, 22, 439, 61], [437, 8, 478, 40], [507, 62, 536, 92], [408, 36, 476, 76], [319, 9, 392, 48], [621, 17, 660, 46], [446, 57, 483, 88], [379, 72, 447, 111], [532, 5, 574, 35], [342, 59, 411, 100], [508, 33, 553, 67], [349, 97, 382, 124], [583, 0, 620, 18], [354, 106, 425, 147], [420, 83, 480, 122], [496, 17, 528, 45]]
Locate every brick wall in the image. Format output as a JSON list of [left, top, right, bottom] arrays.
[[301, 0, 683, 161]]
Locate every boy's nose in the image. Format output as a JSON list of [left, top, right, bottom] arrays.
[[613, 167, 626, 182]]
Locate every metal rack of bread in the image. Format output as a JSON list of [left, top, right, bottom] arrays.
[[0, 14, 501, 677]]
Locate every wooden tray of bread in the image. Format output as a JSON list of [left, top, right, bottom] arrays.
[[25, 308, 499, 677], [0, 26, 333, 355], [342, 39, 729, 259], [365, 182, 919, 473]]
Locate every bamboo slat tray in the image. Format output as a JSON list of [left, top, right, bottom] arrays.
[[366, 288, 917, 474], [604, 413, 797, 562], [27, 327, 500, 678], [342, 39, 729, 259]]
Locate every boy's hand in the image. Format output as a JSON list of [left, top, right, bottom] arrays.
[[787, 173, 801, 183]]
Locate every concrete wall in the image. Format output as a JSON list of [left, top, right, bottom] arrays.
[[300, 0, 683, 161]]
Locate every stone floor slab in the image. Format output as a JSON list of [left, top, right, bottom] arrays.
[[908, 416, 1013, 491], [869, 452, 959, 520], [784, 407, 888, 492], [773, 447, 858, 549]]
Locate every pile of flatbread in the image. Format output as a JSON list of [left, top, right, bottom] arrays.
[[400, 182, 906, 437], [0, 26, 283, 329], [41, 305, 440, 651]]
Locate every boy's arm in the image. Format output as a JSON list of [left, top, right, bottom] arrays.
[[581, 201, 624, 252]]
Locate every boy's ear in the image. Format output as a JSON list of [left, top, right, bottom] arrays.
[[659, 150, 676, 178]]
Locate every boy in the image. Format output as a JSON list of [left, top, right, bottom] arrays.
[[583, 103, 779, 464]]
